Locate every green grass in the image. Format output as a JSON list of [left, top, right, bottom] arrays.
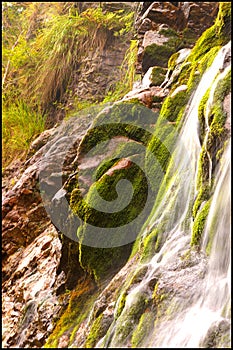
[[2, 100, 46, 167]]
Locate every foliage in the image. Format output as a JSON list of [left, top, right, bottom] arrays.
[[2, 100, 45, 166], [2, 2, 135, 167]]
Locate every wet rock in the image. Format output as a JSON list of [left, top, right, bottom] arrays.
[[200, 319, 231, 348]]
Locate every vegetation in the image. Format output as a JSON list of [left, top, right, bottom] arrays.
[[2, 2, 135, 167], [191, 200, 211, 246], [2, 100, 45, 166], [44, 277, 97, 348]]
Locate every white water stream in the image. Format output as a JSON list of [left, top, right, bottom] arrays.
[[146, 41, 231, 349]]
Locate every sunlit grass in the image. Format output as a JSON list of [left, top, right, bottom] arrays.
[[2, 100, 46, 167]]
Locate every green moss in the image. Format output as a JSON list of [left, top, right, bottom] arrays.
[[70, 160, 151, 281], [168, 52, 179, 70], [115, 291, 127, 319], [143, 43, 176, 70], [67, 102, 170, 282], [159, 90, 189, 123], [191, 200, 211, 247], [140, 228, 160, 263], [129, 265, 148, 285], [93, 158, 120, 181], [159, 27, 179, 38], [212, 68, 231, 104], [114, 291, 149, 344], [84, 313, 108, 348], [153, 281, 167, 303], [192, 184, 210, 219], [142, 27, 182, 72], [150, 66, 167, 86], [215, 2, 231, 45], [198, 88, 211, 144], [166, 3, 231, 106], [182, 27, 199, 47], [196, 149, 210, 190], [131, 311, 155, 348], [79, 244, 133, 283], [44, 279, 97, 348], [197, 70, 231, 190]]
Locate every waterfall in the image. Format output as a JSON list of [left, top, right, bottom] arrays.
[[98, 41, 231, 349], [201, 140, 231, 316], [146, 41, 231, 348]]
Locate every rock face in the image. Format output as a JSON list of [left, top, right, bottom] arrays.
[[2, 225, 63, 348], [2, 2, 231, 349], [135, 2, 219, 74], [65, 2, 137, 105]]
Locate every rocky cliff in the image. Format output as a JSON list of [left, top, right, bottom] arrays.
[[2, 2, 231, 348]]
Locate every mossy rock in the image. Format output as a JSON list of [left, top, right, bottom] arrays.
[[182, 27, 200, 48], [70, 160, 153, 281], [115, 291, 127, 319], [79, 243, 133, 282], [159, 89, 189, 123], [198, 87, 211, 144], [67, 102, 171, 281], [140, 228, 161, 263], [168, 52, 180, 71], [131, 311, 155, 348], [84, 312, 113, 348], [150, 66, 167, 86], [44, 278, 97, 348], [191, 200, 211, 247], [187, 3, 231, 65], [112, 291, 150, 345], [142, 43, 176, 72], [192, 183, 210, 219], [196, 70, 231, 190]]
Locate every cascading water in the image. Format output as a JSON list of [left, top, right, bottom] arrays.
[[147, 41, 231, 349], [97, 41, 231, 348]]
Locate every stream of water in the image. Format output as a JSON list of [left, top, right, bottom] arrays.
[[146, 41, 231, 349]]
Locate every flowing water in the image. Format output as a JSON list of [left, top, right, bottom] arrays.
[[147, 41, 231, 349], [99, 41, 231, 348]]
